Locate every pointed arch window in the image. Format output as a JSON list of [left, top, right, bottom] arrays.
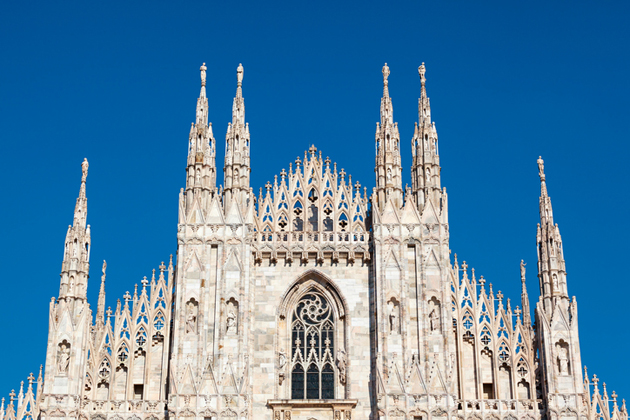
[[290, 292, 335, 400]]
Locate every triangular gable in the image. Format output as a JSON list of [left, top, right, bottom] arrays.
[[401, 197, 421, 224], [421, 198, 440, 224], [186, 196, 204, 225], [381, 199, 400, 225], [207, 196, 225, 224], [225, 201, 244, 224]]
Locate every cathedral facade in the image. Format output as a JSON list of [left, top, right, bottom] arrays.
[[0, 63, 626, 420]]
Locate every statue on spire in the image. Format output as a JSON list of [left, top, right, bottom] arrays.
[[419, 62, 426, 86], [520, 259, 526, 281], [81, 158, 89, 182], [382, 63, 390, 86], [200, 62, 207, 87], [537, 156, 545, 180], [237, 63, 244, 86]]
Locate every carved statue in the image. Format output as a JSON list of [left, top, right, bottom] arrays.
[[57, 343, 70, 374], [278, 349, 287, 369], [552, 274, 559, 291], [226, 310, 237, 333], [336, 349, 347, 385], [520, 259, 526, 280], [81, 158, 89, 182], [185, 304, 196, 334], [557, 344, 569, 375], [389, 303, 399, 333], [200, 62, 207, 87], [382, 63, 390, 82], [237, 63, 244, 85], [537, 156, 545, 178], [429, 308, 440, 332], [387, 168, 392, 182]]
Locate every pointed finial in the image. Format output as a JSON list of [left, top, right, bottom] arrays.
[[200, 62, 207, 87], [141, 276, 149, 289], [382, 63, 390, 97], [123, 291, 131, 306], [27, 373, 34, 386]]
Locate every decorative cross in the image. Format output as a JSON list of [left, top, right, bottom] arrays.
[[9, 390, 15, 403], [481, 335, 491, 345], [518, 366, 528, 377], [295, 157, 301, 168], [159, 261, 166, 273], [592, 374, 599, 386], [461, 261, 468, 271], [497, 291, 504, 301], [106, 307, 112, 318], [118, 352, 127, 363], [612, 392, 618, 402], [324, 338, 331, 348], [99, 366, 109, 377], [514, 307, 522, 318], [355, 181, 361, 192], [463, 319, 473, 330], [136, 335, 146, 347], [123, 291, 131, 305], [280, 168, 287, 179], [339, 168, 346, 181], [265, 181, 272, 193], [308, 145, 317, 156], [479, 276, 486, 287], [499, 350, 509, 362], [141, 276, 149, 288], [324, 157, 331, 168], [27, 373, 35, 385], [155, 319, 164, 330]]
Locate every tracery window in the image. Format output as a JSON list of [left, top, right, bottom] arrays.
[[290, 292, 335, 399]]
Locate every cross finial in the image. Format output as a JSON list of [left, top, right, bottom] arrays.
[[265, 181, 272, 193], [514, 306, 522, 318], [497, 291, 504, 301], [593, 374, 599, 386], [141, 276, 149, 288], [479, 275, 486, 287], [355, 181, 361, 192], [123, 291, 131, 304], [106, 306, 112, 318], [9, 390, 15, 402], [339, 168, 346, 182], [461, 261, 468, 271], [613, 391, 618, 402], [308, 144, 317, 157], [280, 168, 287, 179]]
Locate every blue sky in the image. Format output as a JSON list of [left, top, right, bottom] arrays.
[[1, 0, 629, 403]]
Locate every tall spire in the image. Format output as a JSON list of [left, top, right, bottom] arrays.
[[411, 63, 441, 211], [520, 259, 531, 326], [374, 63, 402, 211], [96, 260, 107, 327], [183, 62, 217, 218], [59, 159, 91, 300], [224, 63, 251, 211], [536, 157, 568, 314]]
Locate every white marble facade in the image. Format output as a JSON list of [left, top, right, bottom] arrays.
[[0, 63, 626, 420]]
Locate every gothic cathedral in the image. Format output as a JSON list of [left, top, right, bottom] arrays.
[[0, 63, 625, 420]]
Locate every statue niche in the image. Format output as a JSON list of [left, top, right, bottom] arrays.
[[57, 340, 71, 375], [226, 297, 239, 334], [428, 297, 441, 334], [387, 298, 400, 334], [185, 299, 198, 334], [556, 340, 570, 375]]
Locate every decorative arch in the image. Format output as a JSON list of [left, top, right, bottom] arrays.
[[276, 269, 349, 400]]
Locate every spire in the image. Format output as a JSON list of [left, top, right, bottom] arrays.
[[411, 62, 441, 211], [520, 259, 531, 326], [536, 157, 569, 314], [183, 63, 217, 219], [96, 260, 107, 326], [59, 159, 91, 300], [374, 63, 402, 211], [224, 63, 251, 211]]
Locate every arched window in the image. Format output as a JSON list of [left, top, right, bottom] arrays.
[[290, 292, 335, 399]]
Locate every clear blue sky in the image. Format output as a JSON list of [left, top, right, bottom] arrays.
[[1, 0, 629, 403]]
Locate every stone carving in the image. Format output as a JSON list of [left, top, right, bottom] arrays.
[[388, 298, 400, 334], [520, 259, 526, 280], [556, 342, 569, 375], [337, 349, 347, 385], [57, 342, 70, 375], [185, 300, 197, 334], [429, 308, 439, 332]]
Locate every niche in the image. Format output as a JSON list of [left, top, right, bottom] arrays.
[[226, 298, 239, 334], [517, 379, 531, 399]]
